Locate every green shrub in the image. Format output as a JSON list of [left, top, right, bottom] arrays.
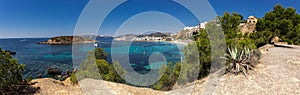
[[87, 48, 108, 60], [70, 73, 77, 84], [193, 29, 212, 79], [0, 48, 25, 90], [26, 77, 33, 82], [76, 48, 126, 83], [151, 62, 176, 91], [225, 46, 253, 78]]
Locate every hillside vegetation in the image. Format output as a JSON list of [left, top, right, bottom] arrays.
[[252, 4, 300, 46]]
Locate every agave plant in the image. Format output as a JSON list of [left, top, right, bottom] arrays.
[[225, 46, 253, 78]]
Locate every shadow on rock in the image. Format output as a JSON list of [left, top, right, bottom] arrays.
[[0, 82, 40, 95]]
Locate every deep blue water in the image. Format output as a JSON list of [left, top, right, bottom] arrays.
[[0, 38, 185, 78]]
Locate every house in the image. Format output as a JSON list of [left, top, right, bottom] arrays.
[[178, 22, 207, 39], [239, 16, 258, 35]]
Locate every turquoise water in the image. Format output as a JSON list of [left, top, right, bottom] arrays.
[[0, 38, 185, 78]]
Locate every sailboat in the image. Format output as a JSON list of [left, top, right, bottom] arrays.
[[94, 42, 99, 47]]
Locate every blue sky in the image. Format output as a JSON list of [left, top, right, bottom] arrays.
[[0, 0, 299, 38]]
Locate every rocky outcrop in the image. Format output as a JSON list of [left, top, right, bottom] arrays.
[[258, 44, 274, 54], [176, 29, 199, 39], [47, 67, 62, 76], [4, 50, 16, 55], [79, 79, 165, 95], [38, 36, 96, 45], [270, 36, 280, 44], [31, 78, 82, 95]]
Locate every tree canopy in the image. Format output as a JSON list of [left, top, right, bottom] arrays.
[[254, 4, 300, 45]]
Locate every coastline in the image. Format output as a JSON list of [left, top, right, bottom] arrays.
[[37, 40, 96, 45], [30, 45, 300, 94], [113, 39, 190, 45]]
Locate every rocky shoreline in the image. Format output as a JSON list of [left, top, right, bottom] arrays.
[[114, 39, 191, 45], [37, 36, 96, 45]]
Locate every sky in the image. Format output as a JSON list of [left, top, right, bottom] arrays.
[[0, 0, 299, 38]]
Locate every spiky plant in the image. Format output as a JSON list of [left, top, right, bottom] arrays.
[[225, 47, 253, 78], [243, 47, 254, 72]]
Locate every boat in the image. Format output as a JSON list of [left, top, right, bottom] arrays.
[[94, 42, 100, 47], [20, 39, 27, 42]]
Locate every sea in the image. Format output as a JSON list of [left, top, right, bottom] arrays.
[[0, 37, 185, 78]]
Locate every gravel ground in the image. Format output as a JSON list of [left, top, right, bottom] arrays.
[[211, 46, 300, 95], [31, 78, 82, 95]]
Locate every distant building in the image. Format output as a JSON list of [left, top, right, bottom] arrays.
[[199, 22, 208, 29], [179, 22, 208, 38], [183, 22, 207, 30], [247, 16, 258, 25], [239, 16, 258, 35], [166, 37, 173, 41], [184, 26, 199, 30], [170, 33, 177, 37]]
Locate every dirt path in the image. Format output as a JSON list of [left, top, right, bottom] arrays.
[[210, 46, 300, 95]]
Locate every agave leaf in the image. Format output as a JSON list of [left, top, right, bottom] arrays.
[[228, 47, 237, 60], [228, 47, 232, 56], [227, 47, 232, 58], [236, 63, 239, 75], [220, 56, 227, 60], [248, 65, 254, 70], [242, 67, 248, 79], [234, 47, 238, 60], [239, 49, 244, 61], [229, 47, 234, 59], [244, 47, 251, 59], [246, 65, 251, 73]]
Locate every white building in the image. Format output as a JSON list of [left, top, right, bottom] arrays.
[[183, 22, 208, 30], [184, 25, 199, 30], [199, 22, 208, 29]]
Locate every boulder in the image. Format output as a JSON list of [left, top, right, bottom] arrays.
[[270, 36, 280, 44], [47, 67, 62, 76]]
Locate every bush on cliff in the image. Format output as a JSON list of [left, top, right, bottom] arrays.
[[70, 72, 77, 84], [76, 48, 126, 83], [0, 48, 25, 91]]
